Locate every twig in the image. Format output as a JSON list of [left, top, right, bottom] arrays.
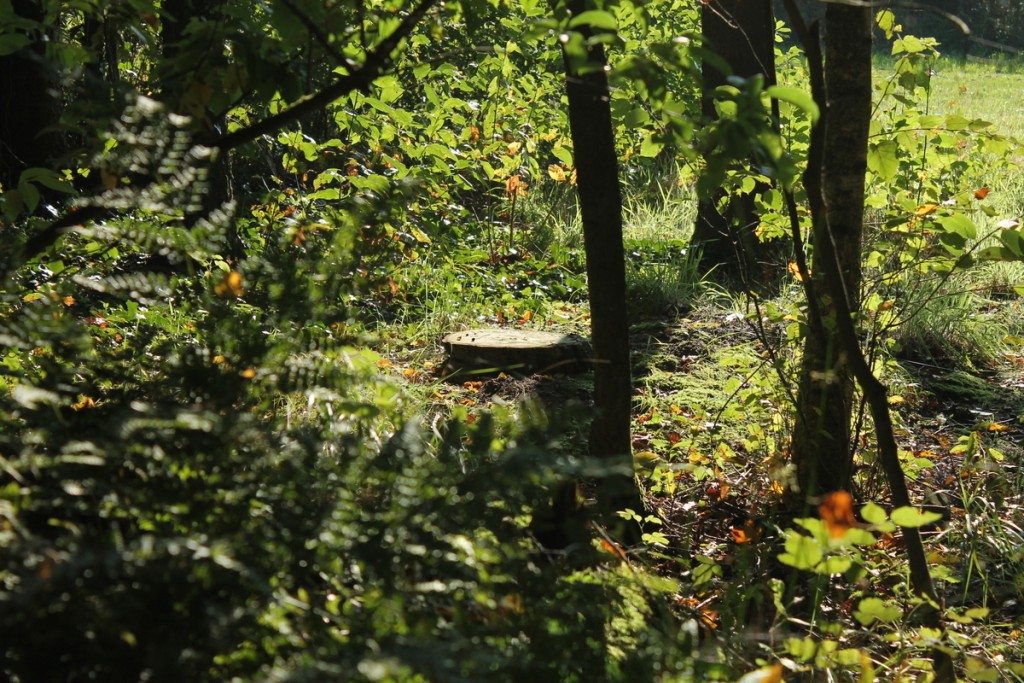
[[275, 0, 355, 69]]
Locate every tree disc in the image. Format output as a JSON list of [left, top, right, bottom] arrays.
[[442, 328, 591, 377]]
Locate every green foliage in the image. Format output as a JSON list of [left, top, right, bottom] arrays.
[[3, 0, 1024, 680], [0, 94, 688, 679]]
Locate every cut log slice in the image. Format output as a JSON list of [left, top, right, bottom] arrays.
[[442, 328, 591, 378]]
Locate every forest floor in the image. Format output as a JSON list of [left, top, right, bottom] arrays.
[[365, 56, 1024, 677]]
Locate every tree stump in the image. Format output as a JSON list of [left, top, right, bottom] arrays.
[[441, 328, 591, 378]]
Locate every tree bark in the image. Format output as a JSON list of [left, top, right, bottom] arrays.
[[692, 0, 781, 287], [790, 5, 871, 499], [559, 0, 641, 522], [0, 0, 62, 191]]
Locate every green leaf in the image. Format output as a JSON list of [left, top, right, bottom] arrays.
[[778, 531, 823, 570], [765, 85, 819, 123], [567, 10, 617, 31], [818, 556, 853, 575], [0, 33, 31, 56], [639, 135, 663, 158], [935, 213, 976, 240], [893, 35, 926, 55], [860, 502, 888, 526], [867, 141, 899, 181], [853, 597, 902, 625], [876, 9, 896, 38], [890, 506, 942, 528]]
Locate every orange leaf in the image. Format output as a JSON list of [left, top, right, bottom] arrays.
[[518, 309, 533, 324], [819, 490, 856, 539], [214, 271, 245, 298], [787, 260, 804, 281], [974, 186, 990, 200], [730, 519, 760, 544], [730, 527, 750, 543], [62, 295, 75, 307], [240, 368, 256, 379], [739, 663, 784, 683], [598, 538, 627, 561], [72, 395, 96, 411], [667, 431, 682, 444], [915, 203, 939, 217]]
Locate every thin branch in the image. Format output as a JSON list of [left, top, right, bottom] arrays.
[[275, 0, 355, 69], [211, 0, 435, 152], [18, 0, 436, 265]]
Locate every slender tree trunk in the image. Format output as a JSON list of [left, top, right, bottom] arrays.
[[0, 0, 61, 191], [692, 0, 782, 287], [790, 5, 871, 499], [559, 0, 641, 522]]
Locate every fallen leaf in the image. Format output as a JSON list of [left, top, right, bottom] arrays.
[[730, 519, 760, 543], [240, 368, 256, 379], [62, 296, 75, 307], [974, 186, 990, 200]]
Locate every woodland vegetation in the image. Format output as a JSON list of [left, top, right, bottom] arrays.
[[1, 0, 1023, 680]]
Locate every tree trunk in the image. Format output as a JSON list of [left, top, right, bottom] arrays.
[[790, 6, 871, 499], [559, 0, 641, 522], [0, 0, 61, 191], [692, 0, 781, 287]]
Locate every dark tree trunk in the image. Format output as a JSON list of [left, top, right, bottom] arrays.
[[790, 5, 871, 499], [0, 0, 62, 191], [559, 0, 641, 522], [692, 0, 782, 287]]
